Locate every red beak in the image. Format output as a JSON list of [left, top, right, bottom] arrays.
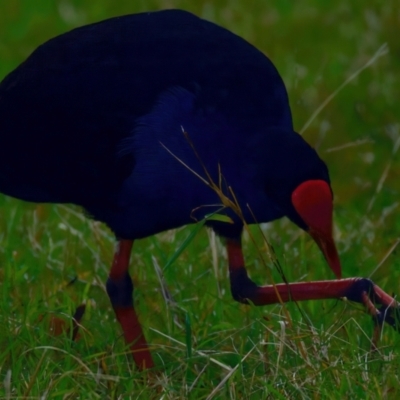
[[291, 179, 342, 279], [308, 228, 342, 279]]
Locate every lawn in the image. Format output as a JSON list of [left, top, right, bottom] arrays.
[[0, 0, 399, 398]]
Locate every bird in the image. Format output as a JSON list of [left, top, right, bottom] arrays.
[[0, 9, 398, 370]]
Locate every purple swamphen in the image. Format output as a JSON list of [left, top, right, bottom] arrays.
[[0, 9, 398, 369]]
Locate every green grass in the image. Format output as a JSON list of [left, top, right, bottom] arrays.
[[1, 0, 400, 398]]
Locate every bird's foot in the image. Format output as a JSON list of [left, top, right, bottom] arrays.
[[342, 278, 400, 344]]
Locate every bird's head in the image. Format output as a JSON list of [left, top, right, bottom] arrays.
[[258, 130, 341, 279]]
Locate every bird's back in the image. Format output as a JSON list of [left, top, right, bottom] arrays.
[[0, 10, 292, 222]]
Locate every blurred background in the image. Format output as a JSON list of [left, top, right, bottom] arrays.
[[0, 0, 399, 394]]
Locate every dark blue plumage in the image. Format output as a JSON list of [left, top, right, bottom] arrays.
[[0, 9, 326, 240]]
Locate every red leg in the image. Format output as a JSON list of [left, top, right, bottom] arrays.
[[227, 238, 400, 330], [106, 239, 154, 369]]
